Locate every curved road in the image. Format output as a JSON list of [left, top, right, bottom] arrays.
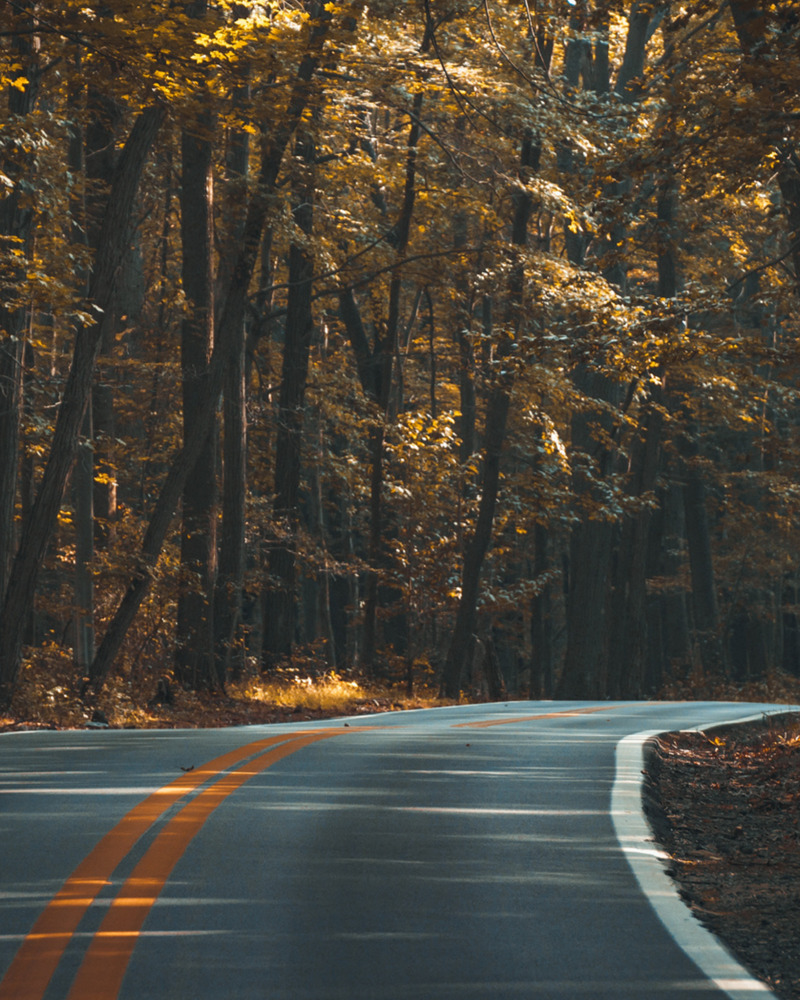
[[0, 701, 791, 1000]]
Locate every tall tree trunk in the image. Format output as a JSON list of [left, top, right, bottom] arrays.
[[0, 13, 40, 605], [682, 456, 726, 676], [213, 57, 251, 683], [175, 107, 219, 691], [73, 413, 95, 674], [0, 104, 165, 710], [68, 71, 94, 677], [85, 88, 124, 551], [530, 522, 554, 699], [646, 481, 692, 689], [608, 407, 663, 698], [263, 129, 316, 664]]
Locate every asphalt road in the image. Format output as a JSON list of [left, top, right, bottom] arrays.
[[0, 701, 790, 1000]]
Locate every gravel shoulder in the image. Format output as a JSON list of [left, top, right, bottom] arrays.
[[644, 712, 800, 1000]]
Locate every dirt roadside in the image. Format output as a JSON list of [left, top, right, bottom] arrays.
[[645, 712, 800, 1000]]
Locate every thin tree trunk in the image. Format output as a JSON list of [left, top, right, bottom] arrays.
[[263, 129, 316, 664], [608, 406, 663, 698], [530, 525, 554, 698], [0, 325, 25, 608], [450, 122, 477, 463], [85, 88, 124, 551], [0, 12, 40, 605], [68, 70, 94, 677], [213, 61, 251, 683], [73, 412, 95, 674], [441, 382, 512, 698], [683, 459, 726, 676], [607, 167, 675, 697], [175, 108, 219, 690]]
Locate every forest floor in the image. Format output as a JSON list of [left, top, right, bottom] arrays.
[[645, 711, 800, 1000], [0, 661, 448, 732]]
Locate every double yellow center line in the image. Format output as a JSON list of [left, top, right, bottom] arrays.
[[455, 705, 622, 728], [1, 705, 623, 1000], [0, 729, 345, 1000]]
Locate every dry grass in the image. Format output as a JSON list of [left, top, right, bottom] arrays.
[[237, 672, 369, 712]]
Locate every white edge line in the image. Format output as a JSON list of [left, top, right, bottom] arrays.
[[611, 711, 797, 1000]]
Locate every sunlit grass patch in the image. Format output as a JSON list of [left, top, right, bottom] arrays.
[[236, 671, 369, 713]]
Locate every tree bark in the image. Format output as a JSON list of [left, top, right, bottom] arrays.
[[264, 129, 316, 663], [85, 88, 125, 551], [441, 382, 512, 698], [556, 1, 662, 699], [174, 108, 219, 690], [213, 58, 251, 682], [68, 72, 94, 677], [530, 522, 554, 699], [683, 459, 726, 677], [0, 12, 40, 605], [608, 405, 663, 698]]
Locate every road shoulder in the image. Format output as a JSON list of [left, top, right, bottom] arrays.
[[612, 719, 777, 1000]]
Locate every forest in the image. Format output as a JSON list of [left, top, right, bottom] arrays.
[[0, 0, 798, 723]]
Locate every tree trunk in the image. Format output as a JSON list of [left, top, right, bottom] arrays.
[[556, 2, 661, 700], [73, 413, 96, 676], [175, 109, 219, 691], [68, 73, 94, 677], [530, 523, 554, 699], [452, 164, 476, 462], [0, 14, 40, 604], [557, 521, 614, 700], [608, 406, 663, 698], [646, 481, 693, 689], [683, 460, 726, 677], [606, 165, 675, 698], [213, 60, 251, 683], [85, 88, 124, 551], [441, 382, 512, 698], [263, 130, 316, 664]]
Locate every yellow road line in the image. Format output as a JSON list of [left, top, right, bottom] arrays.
[[454, 705, 622, 728], [65, 730, 341, 1000], [0, 730, 339, 1000]]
